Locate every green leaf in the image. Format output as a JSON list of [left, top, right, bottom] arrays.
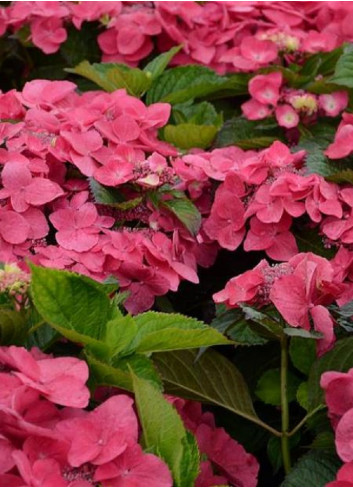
[[297, 382, 309, 410], [143, 46, 182, 80], [153, 349, 260, 424], [0, 309, 26, 345], [30, 264, 112, 348], [330, 43, 353, 88], [211, 306, 268, 346], [160, 196, 201, 236], [89, 178, 124, 205], [301, 47, 343, 78], [172, 101, 220, 126], [308, 337, 353, 410], [104, 315, 137, 356], [132, 372, 200, 486], [131, 312, 232, 354], [66, 61, 151, 97], [281, 450, 340, 487], [283, 327, 323, 339], [255, 368, 301, 406], [327, 168, 353, 184], [146, 65, 226, 105], [290, 337, 316, 375], [215, 116, 281, 149], [267, 434, 301, 474], [163, 123, 218, 150], [87, 351, 162, 391], [311, 431, 335, 450]]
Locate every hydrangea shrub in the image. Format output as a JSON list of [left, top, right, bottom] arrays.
[[0, 1, 353, 487]]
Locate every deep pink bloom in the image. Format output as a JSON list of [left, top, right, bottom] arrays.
[[95, 444, 172, 487], [56, 395, 138, 466], [0, 155, 63, 212]]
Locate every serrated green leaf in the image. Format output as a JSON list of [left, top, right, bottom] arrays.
[[267, 434, 301, 474], [66, 60, 151, 97], [301, 47, 343, 78], [164, 123, 218, 150], [132, 372, 200, 486], [87, 351, 162, 391], [0, 308, 27, 345], [308, 337, 353, 410], [143, 46, 182, 80], [330, 43, 353, 87], [131, 312, 232, 354], [30, 264, 112, 349], [153, 349, 260, 424], [255, 368, 301, 406], [146, 65, 226, 105], [281, 450, 340, 487], [160, 197, 201, 236], [290, 337, 316, 375]]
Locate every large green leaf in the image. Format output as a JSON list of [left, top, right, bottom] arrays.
[[131, 312, 232, 354], [281, 450, 340, 487], [327, 168, 353, 184], [153, 349, 261, 425], [30, 265, 112, 348], [255, 368, 301, 406], [330, 43, 353, 88], [163, 123, 218, 150], [308, 337, 353, 410], [215, 116, 281, 149], [143, 46, 182, 80], [66, 61, 151, 97], [87, 352, 162, 391], [146, 65, 226, 105], [172, 101, 220, 126], [132, 373, 200, 486]]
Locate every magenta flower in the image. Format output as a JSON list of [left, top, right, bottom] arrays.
[[95, 444, 172, 487], [0, 155, 63, 212], [56, 395, 138, 466]]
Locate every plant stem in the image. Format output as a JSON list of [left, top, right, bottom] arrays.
[[287, 404, 325, 438], [280, 334, 291, 475]]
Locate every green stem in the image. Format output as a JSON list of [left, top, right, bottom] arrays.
[[280, 334, 291, 475], [287, 405, 325, 438]]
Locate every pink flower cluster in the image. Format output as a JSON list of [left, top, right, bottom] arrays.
[[171, 397, 259, 487], [179, 141, 353, 262], [2, 2, 353, 70], [242, 72, 348, 128], [213, 250, 353, 355], [321, 369, 353, 487], [1, 77, 353, 314], [0, 79, 217, 314], [0, 345, 259, 487], [0, 345, 172, 487]]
